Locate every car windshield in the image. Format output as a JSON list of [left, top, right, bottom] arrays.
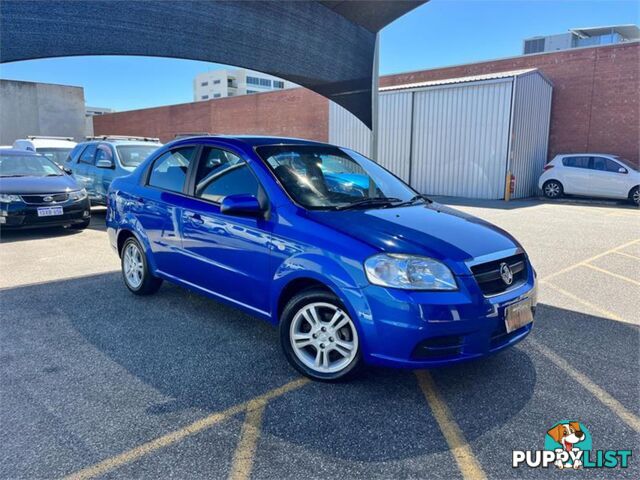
[[256, 145, 417, 209], [0, 154, 63, 177], [37, 147, 73, 166], [116, 145, 160, 167], [613, 156, 638, 171]]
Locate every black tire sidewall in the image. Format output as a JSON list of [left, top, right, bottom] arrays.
[[631, 187, 639, 206], [543, 180, 562, 199], [279, 289, 363, 382]]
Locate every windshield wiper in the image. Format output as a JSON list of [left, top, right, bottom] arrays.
[[392, 194, 433, 207], [0, 174, 27, 178], [335, 197, 402, 210]]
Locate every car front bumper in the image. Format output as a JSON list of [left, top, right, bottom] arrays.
[[0, 198, 91, 229], [342, 269, 537, 368]]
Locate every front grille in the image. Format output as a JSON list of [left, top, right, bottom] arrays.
[[470, 253, 527, 296], [20, 193, 69, 204]]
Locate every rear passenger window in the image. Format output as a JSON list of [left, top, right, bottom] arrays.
[[194, 147, 259, 203], [148, 147, 196, 193], [79, 144, 97, 165], [562, 156, 589, 169]]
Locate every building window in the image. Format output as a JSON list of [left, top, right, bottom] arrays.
[[201, 95, 209, 100], [259, 78, 271, 87], [247, 90, 258, 94], [246, 76, 260, 86], [201, 81, 208, 87], [524, 38, 545, 54], [273, 80, 284, 89], [213, 93, 221, 98], [213, 79, 221, 84]]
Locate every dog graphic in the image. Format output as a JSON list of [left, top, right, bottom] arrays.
[[547, 422, 586, 469]]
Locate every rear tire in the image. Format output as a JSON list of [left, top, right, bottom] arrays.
[[630, 186, 639, 207], [121, 237, 162, 295], [543, 180, 563, 199], [280, 288, 362, 382]]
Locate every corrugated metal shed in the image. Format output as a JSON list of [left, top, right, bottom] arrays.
[[329, 68, 553, 199]]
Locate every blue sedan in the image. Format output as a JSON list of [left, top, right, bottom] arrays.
[[106, 136, 537, 381]]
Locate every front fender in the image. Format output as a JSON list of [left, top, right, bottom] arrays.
[[270, 253, 374, 354]]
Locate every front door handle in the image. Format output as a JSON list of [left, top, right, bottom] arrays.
[[184, 212, 204, 225]]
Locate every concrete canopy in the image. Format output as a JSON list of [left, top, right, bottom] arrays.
[[0, 0, 425, 129]]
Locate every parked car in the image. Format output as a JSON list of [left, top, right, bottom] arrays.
[[13, 136, 77, 167], [0, 149, 90, 229], [539, 154, 640, 206], [66, 136, 162, 205], [107, 136, 537, 381]]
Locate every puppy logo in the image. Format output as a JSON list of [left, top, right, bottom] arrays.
[[545, 421, 589, 469], [499, 262, 513, 285]]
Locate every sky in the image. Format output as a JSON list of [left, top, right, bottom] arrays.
[[1, 0, 637, 112]]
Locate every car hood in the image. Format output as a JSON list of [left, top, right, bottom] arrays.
[[0, 174, 80, 194], [306, 202, 521, 273]]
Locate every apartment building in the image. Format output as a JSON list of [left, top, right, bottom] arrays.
[[193, 68, 295, 101]]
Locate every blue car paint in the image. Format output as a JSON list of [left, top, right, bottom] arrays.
[[107, 136, 536, 368]]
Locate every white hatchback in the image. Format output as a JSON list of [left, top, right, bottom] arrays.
[[13, 136, 77, 167], [539, 154, 639, 206]]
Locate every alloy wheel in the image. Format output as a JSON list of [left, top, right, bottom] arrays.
[[289, 302, 359, 374], [633, 188, 639, 206], [123, 242, 144, 289]]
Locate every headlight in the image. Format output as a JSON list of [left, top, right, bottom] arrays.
[[364, 254, 457, 290], [0, 194, 21, 203], [68, 189, 87, 201]]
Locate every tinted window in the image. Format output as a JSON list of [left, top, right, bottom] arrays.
[[194, 148, 258, 203], [148, 147, 196, 193], [67, 144, 84, 163], [562, 156, 590, 169], [592, 157, 623, 172], [79, 144, 97, 165]]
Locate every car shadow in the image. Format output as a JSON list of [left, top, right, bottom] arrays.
[[1, 273, 637, 465], [432, 195, 637, 211]]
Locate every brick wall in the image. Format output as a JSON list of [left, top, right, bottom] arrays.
[[381, 42, 640, 165], [95, 42, 639, 165], [94, 87, 329, 143]]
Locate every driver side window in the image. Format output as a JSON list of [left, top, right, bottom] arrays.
[[194, 147, 259, 203]]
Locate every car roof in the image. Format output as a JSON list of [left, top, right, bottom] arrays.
[[0, 148, 43, 156], [557, 153, 617, 157], [14, 138, 76, 147], [167, 135, 333, 149], [80, 139, 162, 146]]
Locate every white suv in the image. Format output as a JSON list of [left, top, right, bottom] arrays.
[[539, 154, 639, 206], [13, 136, 77, 167]]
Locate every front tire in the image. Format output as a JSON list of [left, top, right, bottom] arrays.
[[280, 289, 362, 381], [121, 237, 162, 295], [543, 180, 563, 199]]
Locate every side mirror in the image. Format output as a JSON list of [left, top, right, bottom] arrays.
[[618, 167, 628, 174], [220, 194, 264, 217], [63, 166, 73, 175], [96, 159, 114, 169]]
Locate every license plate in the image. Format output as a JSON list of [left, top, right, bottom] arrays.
[[37, 206, 63, 217], [505, 298, 534, 333]]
